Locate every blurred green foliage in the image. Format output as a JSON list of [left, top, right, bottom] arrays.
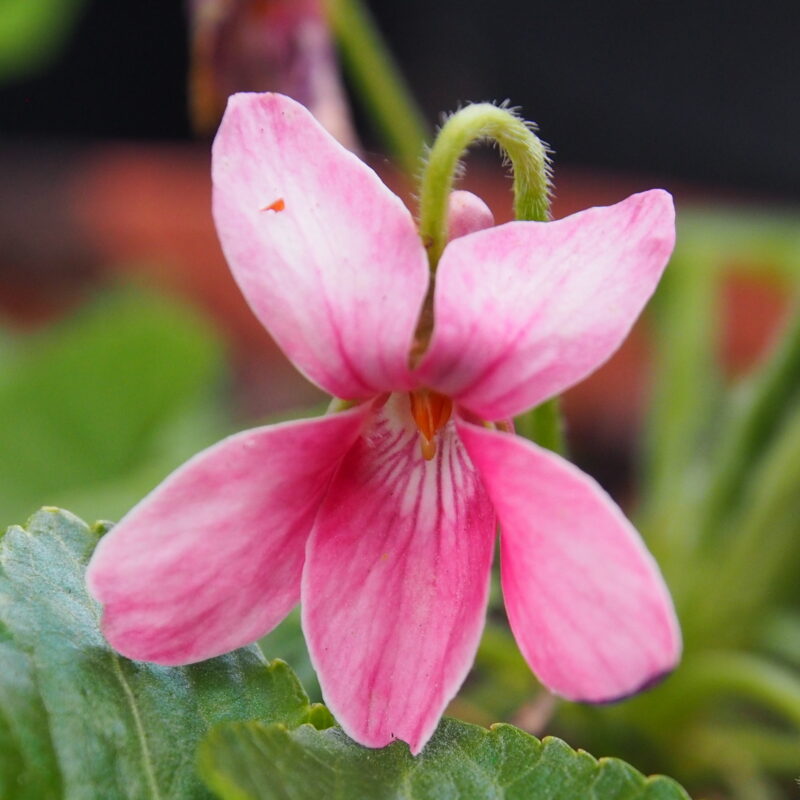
[[0, 290, 227, 525], [0, 0, 87, 82]]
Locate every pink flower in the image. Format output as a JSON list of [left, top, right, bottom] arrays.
[[86, 93, 681, 755]]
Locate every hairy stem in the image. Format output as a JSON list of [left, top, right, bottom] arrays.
[[418, 102, 550, 270], [324, 0, 428, 175]]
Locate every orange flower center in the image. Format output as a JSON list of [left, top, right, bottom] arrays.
[[408, 389, 453, 461]]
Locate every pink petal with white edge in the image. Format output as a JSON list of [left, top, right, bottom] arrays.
[[213, 92, 429, 399], [303, 395, 495, 754], [86, 407, 367, 665], [418, 190, 675, 420], [457, 419, 681, 702]]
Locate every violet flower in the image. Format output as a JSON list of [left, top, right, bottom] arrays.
[[87, 93, 681, 755]]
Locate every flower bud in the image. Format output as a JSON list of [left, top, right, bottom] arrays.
[[188, 0, 358, 148]]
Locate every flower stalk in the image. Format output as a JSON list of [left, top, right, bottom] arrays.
[[418, 103, 551, 270]]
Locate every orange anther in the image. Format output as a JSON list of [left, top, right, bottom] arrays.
[[261, 197, 285, 212], [419, 436, 437, 461], [409, 389, 452, 461]]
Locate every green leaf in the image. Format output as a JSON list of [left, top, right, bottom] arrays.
[[638, 247, 720, 554], [677, 207, 800, 280], [651, 651, 800, 734], [0, 0, 87, 82], [704, 301, 800, 538], [700, 300, 800, 543], [683, 394, 800, 644], [0, 641, 62, 799], [259, 607, 321, 702], [0, 508, 317, 799], [0, 290, 224, 526], [449, 621, 540, 727], [759, 612, 800, 668], [199, 718, 691, 800]]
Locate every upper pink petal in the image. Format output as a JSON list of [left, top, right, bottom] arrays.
[[86, 407, 367, 665], [457, 419, 681, 702], [212, 92, 429, 399], [417, 190, 675, 419], [302, 395, 496, 754]]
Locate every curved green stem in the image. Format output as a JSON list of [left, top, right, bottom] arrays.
[[323, 0, 428, 175], [417, 103, 551, 270]]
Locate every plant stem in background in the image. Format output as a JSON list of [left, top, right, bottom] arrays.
[[323, 0, 428, 175]]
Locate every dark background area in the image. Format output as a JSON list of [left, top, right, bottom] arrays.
[[1, 0, 798, 197]]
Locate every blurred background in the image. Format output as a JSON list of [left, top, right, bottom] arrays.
[[1, 2, 799, 798], [3, 0, 799, 193]]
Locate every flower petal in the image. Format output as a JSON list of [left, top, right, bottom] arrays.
[[212, 92, 429, 399], [86, 407, 367, 665], [302, 396, 495, 754], [457, 419, 681, 702], [418, 190, 675, 419]]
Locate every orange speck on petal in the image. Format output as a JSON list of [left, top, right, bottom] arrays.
[[261, 197, 285, 212]]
